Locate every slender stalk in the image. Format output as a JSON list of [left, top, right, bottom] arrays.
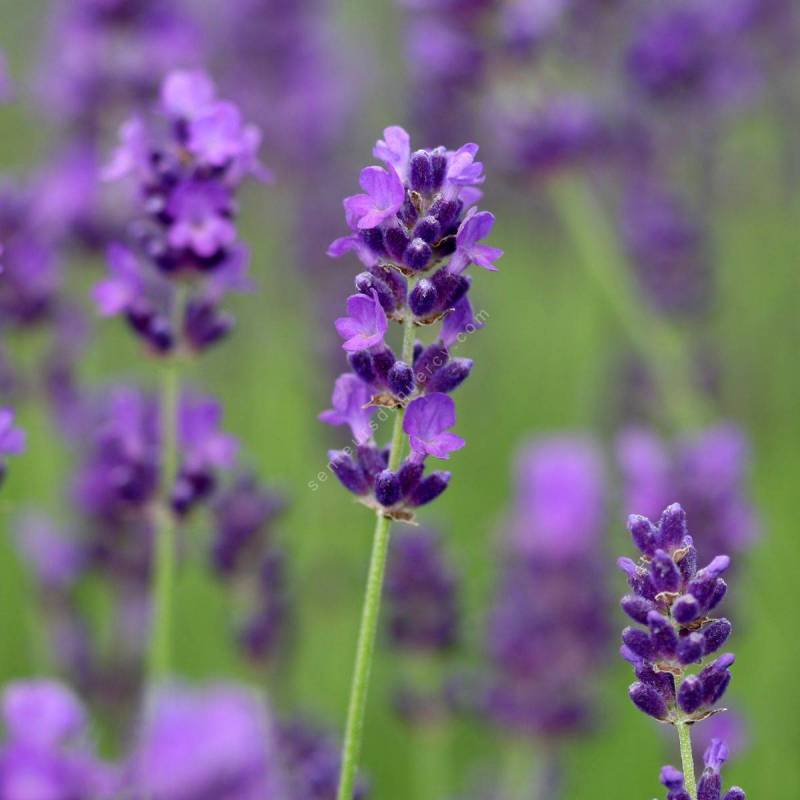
[[337, 312, 416, 800], [676, 721, 697, 800], [147, 357, 180, 681], [501, 737, 538, 800], [146, 288, 186, 683], [549, 176, 709, 432]]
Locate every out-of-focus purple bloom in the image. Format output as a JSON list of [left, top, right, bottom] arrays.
[[319, 374, 376, 445], [404, 394, 465, 460], [36, 0, 200, 130], [616, 425, 759, 563], [13, 513, 85, 591], [335, 292, 389, 352], [508, 436, 606, 559], [178, 396, 238, 473], [277, 716, 368, 799], [128, 684, 284, 800], [621, 179, 712, 318], [96, 69, 264, 355], [485, 435, 610, 738], [385, 528, 460, 653], [0, 50, 12, 102], [619, 504, 736, 724], [0, 408, 25, 459], [0, 680, 115, 799], [692, 711, 748, 763]]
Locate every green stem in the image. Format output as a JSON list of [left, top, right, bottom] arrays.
[[501, 738, 538, 800], [549, 176, 708, 432], [676, 721, 698, 800], [336, 312, 416, 800], [146, 355, 180, 682]]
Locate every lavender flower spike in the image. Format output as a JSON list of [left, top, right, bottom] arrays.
[[324, 125, 500, 800], [618, 503, 741, 797], [657, 739, 746, 800]]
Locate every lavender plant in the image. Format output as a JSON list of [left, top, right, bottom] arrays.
[[93, 68, 267, 682], [618, 503, 746, 798], [323, 125, 501, 799], [485, 436, 609, 799]]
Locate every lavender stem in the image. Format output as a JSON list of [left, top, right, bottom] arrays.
[[146, 289, 185, 682], [549, 176, 708, 431], [501, 738, 538, 800], [676, 719, 698, 800], [337, 310, 416, 800]]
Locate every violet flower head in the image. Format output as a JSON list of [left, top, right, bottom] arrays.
[[385, 528, 460, 653], [619, 504, 736, 724], [277, 716, 368, 800], [128, 684, 284, 800], [485, 435, 610, 738], [0, 679, 115, 799], [94, 69, 265, 355], [658, 739, 746, 800], [0, 407, 25, 462], [323, 125, 499, 521], [616, 424, 759, 564]]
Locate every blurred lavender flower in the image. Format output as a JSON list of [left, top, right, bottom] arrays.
[[36, 0, 200, 132], [619, 503, 735, 724], [277, 716, 369, 799], [620, 178, 713, 318], [128, 684, 284, 799], [616, 424, 759, 563], [486, 436, 610, 738], [0, 407, 25, 476], [94, 69, 266, 355], [659, 739, 746, 799], [0, 680, 116, 798]]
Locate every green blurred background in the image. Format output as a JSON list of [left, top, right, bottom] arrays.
[[1, 1, 799, 797]]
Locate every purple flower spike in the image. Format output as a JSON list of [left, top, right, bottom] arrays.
[[618, 504, 740, 726], [0, 408, 25, 458], [335, 291, 389, 352], [319, 374, 375, 445], [449, 209, 503, 274], [404, 394, 465, 460], [344, 166, 405, 230]]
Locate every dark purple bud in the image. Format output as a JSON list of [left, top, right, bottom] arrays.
[[677, 675, 704, 714], [414, 216, 441, 243], [702, 619, 732, 656], [629, 681, 668, 720], [183, 300, 233, 351], [398, 196, 419, 227], [660, 765, 685, 791], [723, 789, 746, 800], [698, 773, 722, 800], [329, 450, 369, 495], [409, 279, 438, 317], [388, 361, 414, 398], [677, 632, 704, 665], [677, 542, 697, 583], [658, 503, 688, 550], [360, 227, 386, 256], [348, 351, 376, 384], [427, 359, 473, 394], [430, 197, 460, 230], [617, 557, 657, 600], [404, 238, 432, 271], [384, 226, 410, 261], [414, 343, 449, 385], [408, 471, 451, 507], [673, 594, 701, 624], [357, 444, 388, 482], [650, 549, 681, 593], [397, 459, 424, 498], [699, 653, 735, 704], [370, 264, 408, 307], [635, 661, 676, 700], [707, 579, 728, 612], [621, 594, 656, 624], [410, 151, 433, 193], [375, 470, 402, 507], [647, 611, 678, 658], [622, 626, 654, 660], [430, 148, 447, 190], [371, 347, 397, 383], [431, 268, 469, 309], [355, 271, 395, 312], [146, 315, 174, 353], [628, 514, 657, 556]]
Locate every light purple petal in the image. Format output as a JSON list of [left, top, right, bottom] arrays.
[[161, 69, 216, 119], [373, 126, 411, 176]]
